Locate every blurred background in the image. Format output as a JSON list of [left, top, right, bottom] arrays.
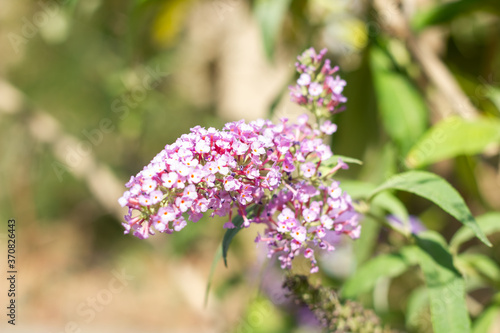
[[0, 0, 499, 332]]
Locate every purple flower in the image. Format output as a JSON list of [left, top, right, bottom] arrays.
[[291, 226, 307, 243], [138, 195, 152, 206], [233, 141, 249, 155], [283, 158, 295, 173], [301, 162, 317, 178], [297, 73, 311, 86], [316, 227, 326, 238], [326, 75, 346, 95], [278, 208, 294, 222], [316, 144, 333, 161], [141, 179, 157, 193], [304, 248, 314, 259], [161, 172, 177, 188], [149, 190, 163, 204], [195, 139, 210, 154], [308, 82, 323, 96], [173, 217, 187, 231], [250, 141, 265, 155], [223, 176, 241, 191], [321, 215, 334, 230], [175, 196, 192, 212], [320, 120, 337, 135], [302, 208, 318, 222], [387, 215, 426, 234], [158, 206, 176, 222], [328, 182, 342, 199]]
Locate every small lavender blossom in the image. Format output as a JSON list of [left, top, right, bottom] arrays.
[[308, 82, 323, 96], [297, 73, 311, 86], [320, 120, 337, 135], [387, 215, 426, 235]]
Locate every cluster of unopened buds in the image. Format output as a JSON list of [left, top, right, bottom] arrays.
[[119, 48, 360, 273]]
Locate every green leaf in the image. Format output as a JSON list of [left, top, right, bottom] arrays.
[[412, 0, 500, 31], [372, 192, 409, 230], [339, 180, 409, 230], [451, 212, 500, 252], [222, 206, 255, 267], [325, 155, 363, 166], [342, 247, 418, 298], [370, 46, 428, 154], [339, 180, 408, 222], [406, 116, 500, 168], [370, 171, 491, 247], [458, 253, 500, 284], [359, 143, 397, 184], [204, 244, 222, 307], [485, 85, 500, 112], [406, 287, 429, 331], [353, 216, 380, 265], [472, 304, 500, 333], [413, 231, 471, 333], [254, 0, 292, 60], [64, 0, 80, 8], [337, 180, 376, 200]]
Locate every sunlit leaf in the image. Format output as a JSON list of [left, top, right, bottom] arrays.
[[485, 85, 500, 112], [412, 0, 500, 31], [340, 180, 409, 228], [472, 304, 500, 333], [406, 116, 500, 168], [459, 253, 500, 284], [372, 192, 409, 228], [342, 247, 418, 298], [254, 0, 292, 60], [323, 155, 363, 166], [353, 216, 380, 265], [450, 212, 500, 252], [370, 46, 428, 154], [405, 287, 429, 331], [370, 171, 491, 247], [334, 180, 375, 199], [358, 143, 397, 184], [413, 231, 471, 333]]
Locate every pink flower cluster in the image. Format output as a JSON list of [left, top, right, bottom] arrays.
[[289, 48, 347, 116], [118, 47, 360, 273], [119, 114, 359, 273]]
